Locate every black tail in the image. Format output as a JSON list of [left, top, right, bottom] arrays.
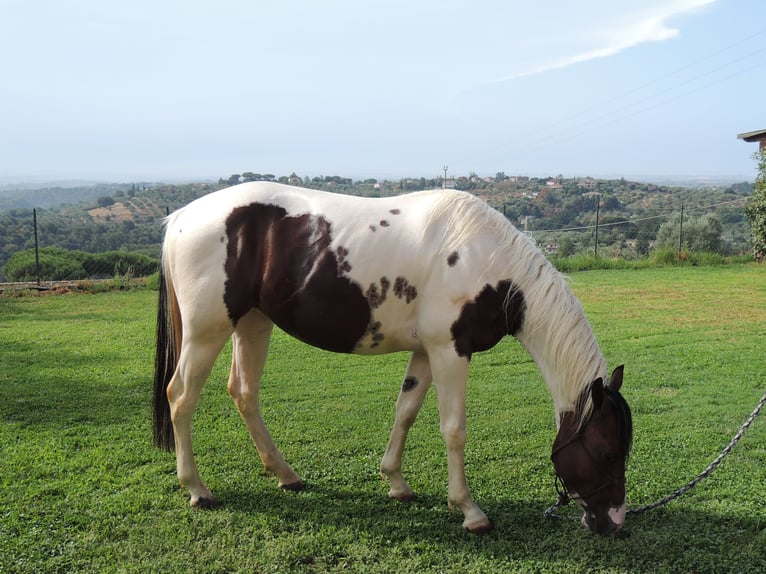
[[153, 265, 176, 451]]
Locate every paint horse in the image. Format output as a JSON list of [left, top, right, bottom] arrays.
[[153, 182, 632, 535]]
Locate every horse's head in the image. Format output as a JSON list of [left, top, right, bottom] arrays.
[[551, 365, 632, 536]]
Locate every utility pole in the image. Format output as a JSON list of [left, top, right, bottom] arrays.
[[442, 165, 448, 189]]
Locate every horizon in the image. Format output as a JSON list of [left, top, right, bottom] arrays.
[[0, 170, 756, 193]]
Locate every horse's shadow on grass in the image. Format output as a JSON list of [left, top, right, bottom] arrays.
[[212, 480, 765, 572]]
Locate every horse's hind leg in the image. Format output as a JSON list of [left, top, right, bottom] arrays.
[[168, 335, 228, 508], [380, 351, 432, 501], [227, 309, 303, 490]]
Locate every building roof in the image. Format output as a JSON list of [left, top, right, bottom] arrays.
[[737, 129, 766, 142]]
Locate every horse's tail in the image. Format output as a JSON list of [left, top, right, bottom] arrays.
[[153, 247, 181, 451]]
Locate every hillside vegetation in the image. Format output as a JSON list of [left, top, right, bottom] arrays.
[[0, 174, 754, 281]]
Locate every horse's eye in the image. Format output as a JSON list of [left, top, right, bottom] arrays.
[[605, 453, 620, 464]]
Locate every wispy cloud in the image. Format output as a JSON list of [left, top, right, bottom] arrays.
[[496, 0, 718, 82]]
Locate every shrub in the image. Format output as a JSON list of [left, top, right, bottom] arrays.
[[4, 247, 88, 281], [3, 248, 158, 282], [83, 252, 158, 278]]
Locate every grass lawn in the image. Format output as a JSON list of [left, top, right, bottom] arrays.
[[1, 264, 764, 573]]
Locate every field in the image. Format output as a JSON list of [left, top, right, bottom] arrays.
[[1, 264, 764, 573]]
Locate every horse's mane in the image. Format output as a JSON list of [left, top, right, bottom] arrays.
[[425, 190, 607, 426]]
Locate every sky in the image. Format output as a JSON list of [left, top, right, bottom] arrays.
[[1, 0, 765, 183]]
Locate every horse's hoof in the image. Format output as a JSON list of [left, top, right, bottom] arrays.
[[465, 519, 494, 536], [191, 496, 218, 509], [389, 490, 417, 503], [280, 480, 306, 492]]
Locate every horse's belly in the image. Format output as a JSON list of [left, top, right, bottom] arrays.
[[264, 283, 370, 354], [264, 286, 422, 356]]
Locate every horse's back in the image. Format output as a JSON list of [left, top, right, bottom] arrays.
[[164, 183, 462, 354]]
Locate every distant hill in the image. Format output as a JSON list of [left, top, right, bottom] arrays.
[[0, 174, 754, 281]]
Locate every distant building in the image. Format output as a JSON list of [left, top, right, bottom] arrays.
[[737, 128, 766, 152], [545, 180, 563, 189]]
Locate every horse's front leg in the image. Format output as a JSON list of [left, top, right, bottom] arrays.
[[381, 351, 432, 501], [430, 346, 492, 534]]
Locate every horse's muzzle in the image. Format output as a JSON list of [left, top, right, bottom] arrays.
[[582, 510, 623, 536]]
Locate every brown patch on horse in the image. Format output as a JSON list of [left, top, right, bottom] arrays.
[[447, 251, 459, 267], [366, 277, 391, 309], [223, 203, 370, 353], [393, 277, 417, 303], [336, 246, 351, 273], [389, 209, 401, 215], [450, 280, 526, 359], [367, 321, 385, 348], [380, 220, 390, 227], [402, 376, 419, 392], [380, 277, 390, 299]]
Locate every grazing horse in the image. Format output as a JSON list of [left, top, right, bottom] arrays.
[[153, 182, 632, 535]]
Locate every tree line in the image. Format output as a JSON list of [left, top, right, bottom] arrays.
[[0, 170, 759, 282]]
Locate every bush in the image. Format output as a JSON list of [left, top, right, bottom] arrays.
[[144, 271, 161, 290], [4, 247, 88, 281], [548, 248, 746, 272], [83, 252, 158, 278], [3, 247, 158, 282], [651, 246, 678, 265], [650, 247, 726, 267]]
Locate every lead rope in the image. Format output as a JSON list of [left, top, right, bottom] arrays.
[[544, 389, 766, 520]]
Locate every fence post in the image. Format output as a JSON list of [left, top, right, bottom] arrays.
[[678, 203, 684, 255], [594, 195, 600, 258], [33, 208, 41, 286]]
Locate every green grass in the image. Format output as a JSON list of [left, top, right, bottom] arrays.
[[1, 265, 765, 573]]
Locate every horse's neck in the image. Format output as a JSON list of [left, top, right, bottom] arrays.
[[513, 270, 607, 421]]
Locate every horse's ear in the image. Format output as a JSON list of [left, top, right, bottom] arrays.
[[609, 365, 625, 392], [590, 377, 605, 409]]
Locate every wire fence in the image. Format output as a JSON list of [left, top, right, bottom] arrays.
[[520, 196, 751, 260], [0, 191, 754, 285], [0, 207, 166, 285]]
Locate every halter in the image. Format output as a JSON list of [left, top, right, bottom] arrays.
[[550, 430, 625, 507]]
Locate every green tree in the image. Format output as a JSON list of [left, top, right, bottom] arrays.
[[655, 213, 725, 254], [744, 151, 766, 260]]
